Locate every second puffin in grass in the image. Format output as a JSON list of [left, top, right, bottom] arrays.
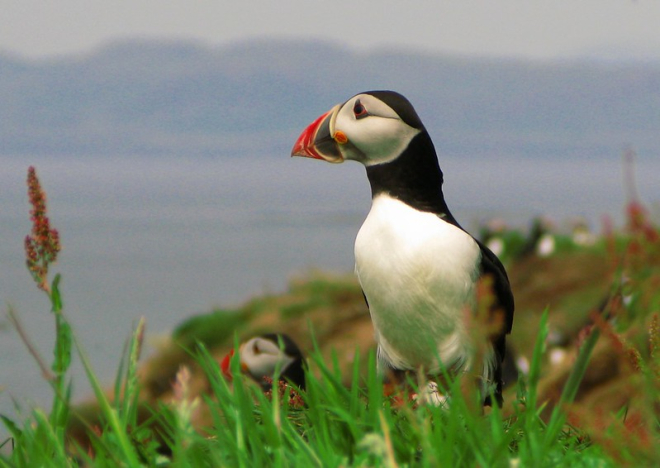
[[221, 333, 306, 391], [291, 90, 514, 405]]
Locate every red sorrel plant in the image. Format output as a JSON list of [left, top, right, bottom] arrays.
[[24, 166, 61, 293], [5, 167, 144, 465], [16, 167, 71, 434], [567, 150, 660, 463]]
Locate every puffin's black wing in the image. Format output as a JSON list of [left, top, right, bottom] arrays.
[[475, 238, 514, 406], [441, 214, 514, 337], [475, 238, 514, 337]]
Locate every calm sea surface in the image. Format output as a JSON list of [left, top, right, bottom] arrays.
[[1, 153, 658, 424]]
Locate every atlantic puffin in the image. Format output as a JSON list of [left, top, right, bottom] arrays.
[[221, 333, 306, 391], [291, 91, 514, 405]]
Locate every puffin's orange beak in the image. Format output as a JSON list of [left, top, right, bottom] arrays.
[[221, 348, 249, 381], [220, 349, 234, 380], [291, 104, 344, 163]]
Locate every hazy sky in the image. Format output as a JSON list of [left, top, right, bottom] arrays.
[[1, 0, 659, 60]]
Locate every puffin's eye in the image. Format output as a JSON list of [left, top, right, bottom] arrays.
[[353, 99, 368, 119]]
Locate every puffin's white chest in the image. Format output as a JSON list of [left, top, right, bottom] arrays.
[[354, 194, 481, 372]]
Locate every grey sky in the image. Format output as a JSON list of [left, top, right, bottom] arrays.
[[1, 0, 659, 60]]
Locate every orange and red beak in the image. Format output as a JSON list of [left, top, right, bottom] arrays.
[[291, 104, 345, 163], [220, 349, 234, 380], [220, 348, 248, 381]]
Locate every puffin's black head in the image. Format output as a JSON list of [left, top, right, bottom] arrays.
[[221, 333, 306, 391], [291, 90, 425, 166], [292, 90, 449, 215]]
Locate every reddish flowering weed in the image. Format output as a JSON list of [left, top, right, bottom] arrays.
[[262, 376, 305, 408], [24, 166, 61, 292]]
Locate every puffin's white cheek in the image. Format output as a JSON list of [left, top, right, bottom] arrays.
[[352, 121, 419, 166], [247, 356, 277, 378]]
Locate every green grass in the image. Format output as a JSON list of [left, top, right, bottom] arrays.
[[2, 167, 659, 466], [1, 299, 622, 467], [0, 262, 624, 467]]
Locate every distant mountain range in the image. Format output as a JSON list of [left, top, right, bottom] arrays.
[[1, 39, 658, 159]]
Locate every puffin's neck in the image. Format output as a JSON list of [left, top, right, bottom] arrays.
[[365, 131, 457, 223]]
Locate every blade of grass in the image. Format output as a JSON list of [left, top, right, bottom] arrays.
[[32, 409, 69, 466], [121, 317, 145, 426], [526, 308, 549, 413], [112, 335, 130, 409], [6, 306, 54, 381], [72, 333, 141, 466], [543, 323, 600, 447]]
